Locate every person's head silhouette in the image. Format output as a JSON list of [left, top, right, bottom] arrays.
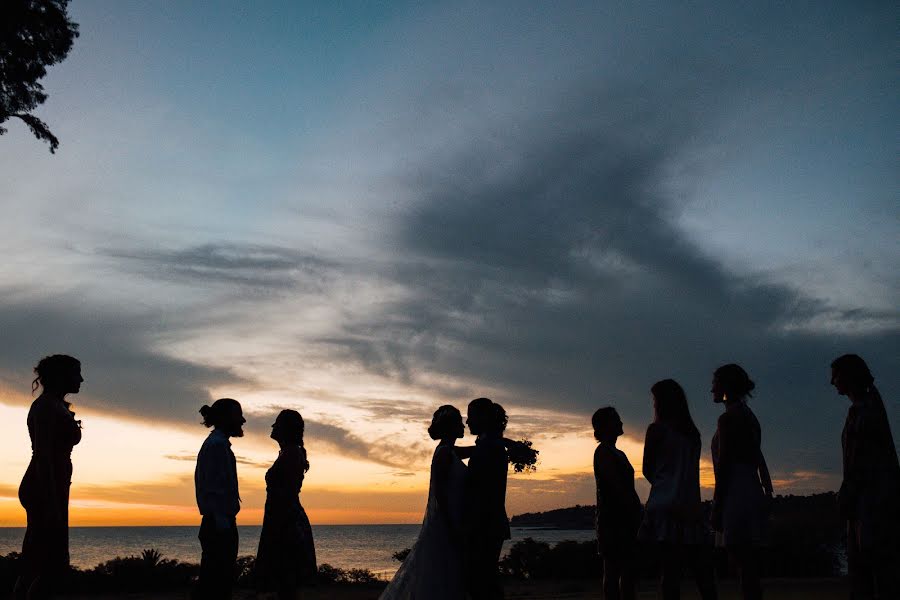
[[830, 354, 875, 397], [32, 354, 82, 396], [591, 406, 623, 444], [200, 398, 245, 438], [271, 409, 304, 444], [271, 409, 309, 472], [711, 363, 755, 404], [651, 378, 700, 445], [466, 397, 494, 436], [428, 405, 464, 441]]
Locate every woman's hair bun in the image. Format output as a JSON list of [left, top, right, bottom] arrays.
[[199, 405, 211, 416]]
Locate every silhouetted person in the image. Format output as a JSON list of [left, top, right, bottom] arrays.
[[255, 410, 317, 600], [639, 380, 717, 600], [831, 354, 900, 600], [710, 364, 772, 600], [380, 405, 468, 599], [592, 407, 641, 600], [463, 398, 510, 600], [193, 398, 245, 600], [15, 355, 83, 600]]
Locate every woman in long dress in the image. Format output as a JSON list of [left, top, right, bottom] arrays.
[[255, 409, 317, 599], [830, 354, 899, 599], [380, 405, 467, 600], [710, 364, 773, 600], [639, 379, 717, 600], [592, 406, 642, 600], [15, 355, 84, 600]]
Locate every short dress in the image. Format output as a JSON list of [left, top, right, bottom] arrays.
[[255, 445, 317, 588], [639, 423, 710, 545], [18, 397, 82, 578], [711, 402, 768, 546], [594, 443, 642, 558]]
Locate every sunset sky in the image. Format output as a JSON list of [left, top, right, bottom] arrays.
[[0, 1, 897, 526]]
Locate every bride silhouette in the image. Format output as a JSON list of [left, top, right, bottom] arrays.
[[379, 405, 467, 599]]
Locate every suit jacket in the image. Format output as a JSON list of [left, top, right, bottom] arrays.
[[465, 433, 511, 542]]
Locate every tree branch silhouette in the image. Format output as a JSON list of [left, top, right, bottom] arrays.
[[0, 0, 79, 153]]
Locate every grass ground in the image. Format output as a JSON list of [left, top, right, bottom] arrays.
[[67, 577, 850, 599]]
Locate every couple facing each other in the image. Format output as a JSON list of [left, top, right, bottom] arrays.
[[380, 397, 514, 600], [194, 399, 316, 600]]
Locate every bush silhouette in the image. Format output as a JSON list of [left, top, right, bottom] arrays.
[[392, 547, 412, 563]]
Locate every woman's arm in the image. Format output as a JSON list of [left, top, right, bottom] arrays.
[[642, 424, 661, 484], [712, 414, 732, 506], [280, 446, 306, 493], [758, 448, 774, 497], [32, 403, 62, 523], [432, 446, 461, 544], [710, 414, 732, 530], [453, 445, 475, 460], [839, 407, 878, 517]]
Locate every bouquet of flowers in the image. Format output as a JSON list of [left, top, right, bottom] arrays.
[[506, 438, 539, 473]]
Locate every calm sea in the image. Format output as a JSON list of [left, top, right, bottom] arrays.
[[0, 526, 595, 578]]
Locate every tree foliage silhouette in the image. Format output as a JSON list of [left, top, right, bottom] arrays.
[[0, 0, 79, 153]]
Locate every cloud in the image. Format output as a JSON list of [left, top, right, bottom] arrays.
[[312, 2, 900, 482], [0, 0, 896, 505], [0, 297, 245, 425], [164, 452, 269, 469], [242, 411, 431, 470], [356, 399, 434, 423], [103, 243, 336, 292]]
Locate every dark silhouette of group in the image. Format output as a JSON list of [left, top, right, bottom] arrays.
[[592, 358, 899, 600], [192, 399, 316, 600], [11, 353, 899, 600], [380, 398, 520, 600]]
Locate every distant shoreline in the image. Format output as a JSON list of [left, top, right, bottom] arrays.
[[1, 522, 596, 573]]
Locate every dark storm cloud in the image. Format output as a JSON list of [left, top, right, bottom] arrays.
[[322, 2, 900, 480], [104, 243, 335, 290], [0, 299, 245, 424]]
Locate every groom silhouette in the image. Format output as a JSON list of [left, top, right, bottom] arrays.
[[464, 398, 511, 600]]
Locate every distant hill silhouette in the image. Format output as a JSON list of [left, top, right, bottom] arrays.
[[512, 492, 842, 538], [511, 505, 594, 529], [508, 493, 844, 578]]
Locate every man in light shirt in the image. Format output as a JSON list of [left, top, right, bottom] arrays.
[[193, 398, 245, 599]]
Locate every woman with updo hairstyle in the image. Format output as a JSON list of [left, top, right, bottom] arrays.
[[380, 405, 467, 599], [710, 364, 773, 600], [830, 354, 900, 599], [15, 355, 83, 600], [592, 406, 641, 600], [255, 410, 317, 599]]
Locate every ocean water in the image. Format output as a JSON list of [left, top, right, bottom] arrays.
[[0, 525, 595, 578]]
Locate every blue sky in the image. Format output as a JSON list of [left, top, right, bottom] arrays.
[[0, 0, 897, 521]]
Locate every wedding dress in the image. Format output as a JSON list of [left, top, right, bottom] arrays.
[[380, 443, 467, 599]]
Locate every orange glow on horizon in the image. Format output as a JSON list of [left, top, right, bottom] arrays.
[[0, 495, 428, 527]]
